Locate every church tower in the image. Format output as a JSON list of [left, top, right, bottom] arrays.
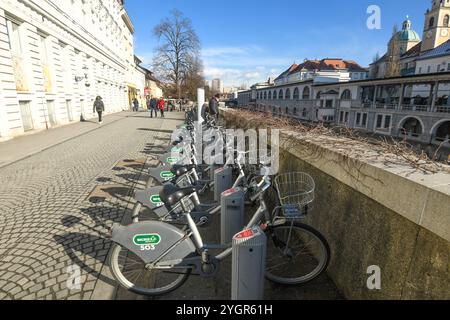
[[421, 0, 450, 52]]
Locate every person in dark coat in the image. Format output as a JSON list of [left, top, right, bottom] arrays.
[[93, 96, 105, 124], [208, 93, 220, 120], [148, 97, 158, 118], [132, 98, 139, 112]]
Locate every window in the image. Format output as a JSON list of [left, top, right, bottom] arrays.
[[384, 115, 391, 129], [427, 66, 431, 73], [316, 91, 322, 99], [376, 114, 391, 131], [273, 90, 277, 100], [302, 87, 310, 99], [268, 91, 272, 100], [444, 15, 449, 27], [438, 64, 441, 72], [376, 115, 383, 128], [40, 35, 48, 64], [293, 88, 299, 100], [285, 88, 291, 100], [279, 89, 283, 100], [264, 92, 267, 100], [6, 20, 22, 55], [419, 67, 422, 74], [325, 100, 333, 108], [356, 113, 361, 125], [341, 89, 351, 100], [355, 112, 368, 127], [429, 17, 434, 28]]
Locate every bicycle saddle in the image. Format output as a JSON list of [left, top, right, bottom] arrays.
[[159, 184, 198, 207], [171, 164, 196, 176]]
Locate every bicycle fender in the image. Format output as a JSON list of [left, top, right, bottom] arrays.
[[111, 221, 197, 265], [135, 186, 165, 210], [149, 165, 175, 184]]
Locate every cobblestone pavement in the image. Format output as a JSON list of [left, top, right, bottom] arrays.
[[0, 111, 183, 300]]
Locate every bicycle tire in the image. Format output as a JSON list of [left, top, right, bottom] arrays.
[[265, 222, 330, 285], [109, 243, 191, 297]]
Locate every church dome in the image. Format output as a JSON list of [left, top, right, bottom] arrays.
[[396, 17, 421, 42]]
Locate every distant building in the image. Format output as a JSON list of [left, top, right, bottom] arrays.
[[0, 0, 137, 141], [141, 67, 163, 99], [371, 1, 450, 79], [274, 59, 368, 86], [211, 79, 223, 94]]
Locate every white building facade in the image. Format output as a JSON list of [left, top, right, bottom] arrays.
[[0, 0, 136, 141]]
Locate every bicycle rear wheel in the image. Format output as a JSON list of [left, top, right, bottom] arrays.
[[109, 244, 191, 296], [265, 222, 330, 285]]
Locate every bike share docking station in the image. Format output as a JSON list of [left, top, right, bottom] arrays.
[[232, 226, 267, 300], [214, 166, 233, 202], [220, 187, 245, 245]]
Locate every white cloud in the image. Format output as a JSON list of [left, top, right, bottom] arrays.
[[202, 45, 289, 86]]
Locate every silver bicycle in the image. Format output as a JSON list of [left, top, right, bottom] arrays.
[[109, 171, 330, 296]]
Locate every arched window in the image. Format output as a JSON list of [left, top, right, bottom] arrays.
[[341, 89, 352, 100], [401, 117, 423, 137], [279, 89, 284, 100], [264, 92, 267, 100], [293, 88, 299, 100], [285, 107, 289, 114], [444, 15, 449, 27], [273, 90, 277, 100], [302, 87, 311, 100], [434, 121, 450, 142], [293, 107, 297, 115], [429, 17, 435, 28], [257, 92, 260, 99], [285, 88, 291, 100], [302, 108, 307, 117], [316, 91, 322, 99], [268, 91, 272, 100]]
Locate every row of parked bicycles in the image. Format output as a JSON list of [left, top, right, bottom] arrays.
[[108, 111, 330, 297]]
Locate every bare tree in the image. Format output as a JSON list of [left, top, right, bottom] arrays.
[[181, 56, 205, 100], [152, 9, 202, 99]]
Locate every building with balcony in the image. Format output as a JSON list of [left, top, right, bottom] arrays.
[[244, 58, 367, 123], [238, 72, 450, 159], [334, 72, 450, 149], [0, 0, 137, 141]]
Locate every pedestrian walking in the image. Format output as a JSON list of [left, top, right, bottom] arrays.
[[208, 93, 220, 121], [158, 97, 165, 118], [149, 97, 158, 118], [93, 96, 105, 124], [132, 98, 139, 112]]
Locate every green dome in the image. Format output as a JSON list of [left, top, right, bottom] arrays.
[[396, 29, 421, 42], [396, 17, 421, 42]]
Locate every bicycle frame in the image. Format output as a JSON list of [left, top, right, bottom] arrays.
[[146, 179, 272, 273]]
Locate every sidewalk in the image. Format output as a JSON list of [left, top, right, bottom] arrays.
[[0, 112, 133, 169]]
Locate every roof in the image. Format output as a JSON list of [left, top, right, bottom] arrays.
[[274, 64, 298, 80], [416, 39, 450, 61], [401, 42, 422, 59], [313, 70, 450, 87], [290, 58, 367, 74]]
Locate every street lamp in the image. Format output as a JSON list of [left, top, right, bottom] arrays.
[[75, 65, 90, 121]]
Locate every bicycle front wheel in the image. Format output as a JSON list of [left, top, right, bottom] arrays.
[[109, 244, 191, 297], [265, 222, 330, 285]]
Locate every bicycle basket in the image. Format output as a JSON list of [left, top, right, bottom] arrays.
[[274, 172, 315, 217]]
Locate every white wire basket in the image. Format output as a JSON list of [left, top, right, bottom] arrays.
[[274, 172, 315, 218]]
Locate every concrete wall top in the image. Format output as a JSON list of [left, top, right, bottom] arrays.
[[220, 108, 450, 242]]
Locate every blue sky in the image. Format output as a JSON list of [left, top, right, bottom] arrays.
[[125, 0, 429, 86]]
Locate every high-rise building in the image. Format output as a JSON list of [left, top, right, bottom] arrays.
[[211, 79, 223, 94]]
